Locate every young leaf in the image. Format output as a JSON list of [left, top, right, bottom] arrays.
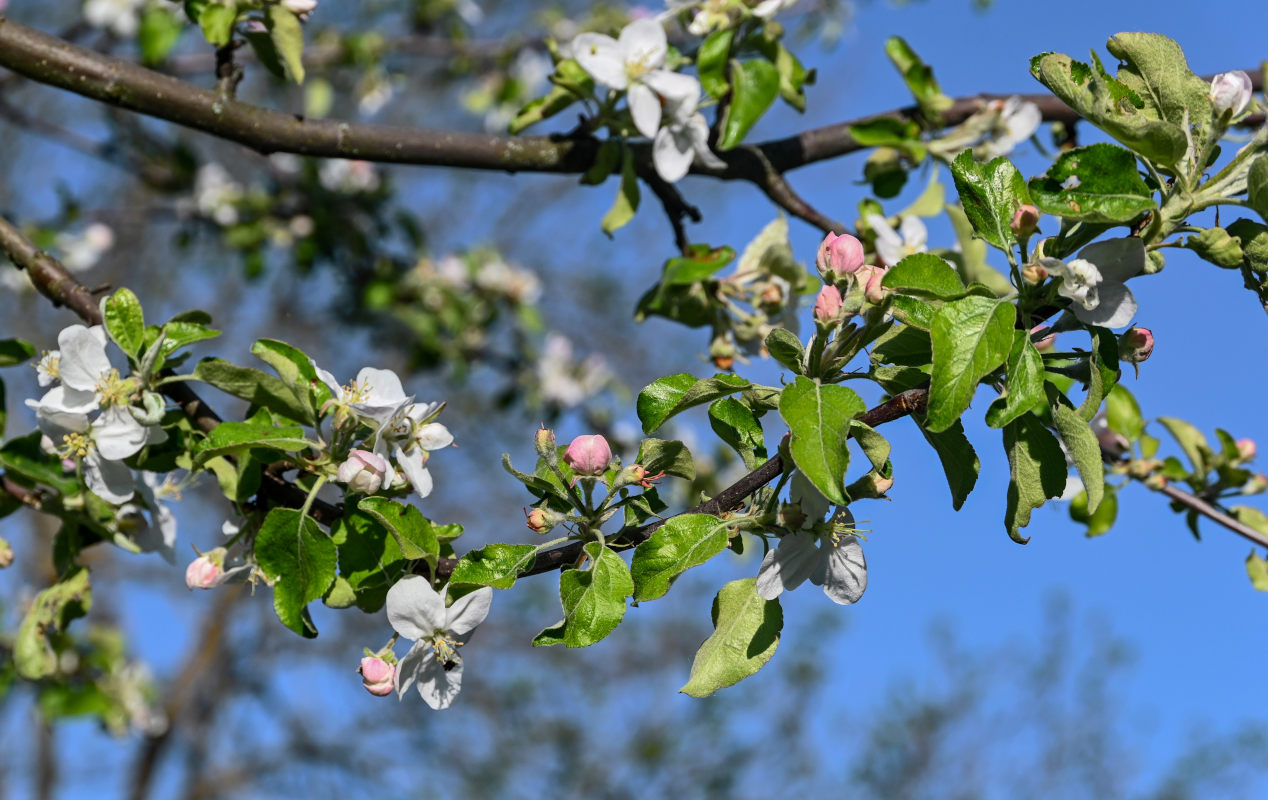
[[637, 373, 750, 434], [916, 415, 980, 510], [717, 59, 779, 150], [1105, 33, 1214, 132], [356, 496, 440, 567], [1051, 404, 1105, 513], [265, 5, 305, 83], [191, 421, 315, 468], [601, 149, 640, 236], [533, 542, 632, 648], [448, 543, 538, 590], [1070, 484, 1118, 537], [637, 438, 696, 480], [949, 150, 1031, 252], [1247, 156, 1268, 224], [1158, 416, 1210, 477], [14, 567, 92, 680], [192, 359, 314, 425], [631, 514, 731, 602], [1105, 385, 1144, 442], [102, 288, 145, 359], [1247, 551, 1268, 592], [1028, 144, 1157, 224], [196, 1, 237, 47], [1002, 415, 1068, 543], [697, 29, 731, 99], [138, 5, 185, 65], [765, 327, 805, 374], [0, 338, 36, 367], [985, 331, 1045, 428], [662, 244, 737, 285], [255, 508, 337, 638], [926, 296, 1015, 432], [881, 252, 967, 299], [680, 578, 782, 698], [1078, 326, 1119, 421], [779, 376, 866, 505], [709, 397, 767, 469]]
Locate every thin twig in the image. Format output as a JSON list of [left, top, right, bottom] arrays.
[[1154, 481, 1268, 550]]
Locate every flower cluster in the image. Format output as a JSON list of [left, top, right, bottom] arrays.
[[313, 363, 454, 500], [811, 228, 892, 323]]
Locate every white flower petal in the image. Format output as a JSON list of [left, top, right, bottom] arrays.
[[1072, 282, 1137, 329], [84, 454, 136, 504], [652, 127, 695, 183], [312, 363, 343, 398], [415, 650, 464, 710], [572, 33, 627, 89], [446, 586, 493, 635], [899, 215, 928, 251], [352, 367, 410, 422], [393, 445, 434, 498], [867, 214, 904, 266], [414, 422, 453, 451], [386, 574, 446, 641], [790, 472, 831, 525], [643, 70, 701, 121], [812, 534, 867, 605], [617, 18, 667, 70], [627, 82, 662, 139], [57, 324, 112, 392], [687, 114, 726, 169], [394, 640, 429, 699], [34, 384, 98, 418], [1077, 238, 1144, 283], [93, 406, 148, 460], [755, 532, 820, 599]]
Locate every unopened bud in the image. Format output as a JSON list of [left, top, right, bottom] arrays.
[[359, 656, 395, 697], [1010, 204, 1041, 238], [1118, 327, 1154, 364], [759, 282, 784, 310], [1244, 473, 1268, 495], [336, 448, 390, 494], [1237, 438, 1257, 462], [816, 231, 866, 278], [1144, 473, 1169, 491], [813, 285, 844, 323], [525, 506, 566, 534], [1210, 70, 1253, 117], [872, 474, 894, 494], [534, 427, 558, 465], [862, 265, 888, 304], [185, 548, 226, 590], [563, 434, 612, 477], [1022, 263, 1048, 285]]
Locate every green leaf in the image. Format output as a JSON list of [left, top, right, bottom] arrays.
[[1104, 33, 1214, 133], [509, 59, 592, 134], [1246, 551, 1268, 592], [265, 5, 305, 83], [192, 358, 313, 425], [985, 331, 1045, 428], [1029, 49, 1186, 166], [680, 577, 781, 698], [950, 150, 1031, 252], [332, 510, 407, 612], [848, 118, 926, 160], [945, 203, 1012, 296], [927, 296, 1015, 432], [102, 288, 145, 359], [717, 59, 779, 150], [192, 421, 314, 468], [138, 5, 185, 65], [637, 373, 750, 434], [881, 252, 967, 299], [251, 338, 329, 414], [15, 567, 92, 680], [772, 41, 810, 112], [1028, 144, 1157, 224], [637, 438, 696, 481], [1246, 156, 1268, 224], [255, 508, 337, 637], [778, 376, 866, 505], [0, 338, 36, 367], [1158, 416, 1209, 477], [1183, 227, 1244, 269], [356, 497, 439, 567], [533, 542, 632, 648], [1078, 326, 1119, 421], [153, 320, 220, 359], [709, 397, 767, 469], [764, 328, 805, 374], [631, 514, 730, 602], [916, 416, 980, 510], [601, 149, 640, 235], [662, 244, 737, 285], [885, 36, 952, 119], [196, 1, 237, 47], [1070, 484, 1118, 536], [1002, 415, 1069, 543], [1228, 218, 1268, 271], [1052, 404, 1105, 513], [871, 323, 932, 367], [697, 29, 732, 99], [1104, 384, 1144, 442], [0, 432, 79, 495], [449, 543, 537, 590]]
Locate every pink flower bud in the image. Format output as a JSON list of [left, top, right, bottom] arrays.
[[1022, 263, 1047, 284], [185, 549, 225, 590], [872, 474, 894, 494], [816, 232, 866, 277], [861, 265, 888, 304], [1119, 327, 1154, 364], [1210, 71, 1253, 116], [563, 434, 612, 477], [1238, 438, 1257, 461], [525, 506, 565, 534], [336, 448, 390, 494], [813, 285, 844, 322], [359, 656, 395, 697], [1011, 205, 1041, 238]]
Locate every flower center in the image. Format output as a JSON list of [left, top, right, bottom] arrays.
[[344, 379, 372, 404], [61, 432, 93, 459], [95, 368, 133, 407], [37, 352, 60, 380], [430, 632, 463, 671]]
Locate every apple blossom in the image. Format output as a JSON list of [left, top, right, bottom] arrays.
[[281, 0, 318, 16], [185, 550, 224, 590], [373, 400, 454, 498], [27, 404, 156, 504], [563, 434, 612, 476], [816, 231, 866, 277], [359, 656, 396, 697], [83, 0, 145, 37], [975, 96, 1042, 160], [0, 538, 12, 569], [1210, 71, 1253, 117], [525, 506, 566, 534], [864, 266, 889, 304], [56, 223, 115, 272], [650, 79, 727, 183], [1038, 238, 1145, 329], [813, 285, 844, 322], [571, 19, 690, 140], [337, 448, 391, 494], [35, 351, 60, 387], [1118, 327, 1154, 364], [122, 472, 180, 564], [386, 575, 492, 709], [756, 474, 868, 606], [867, 214, 928, 267], [313, 363, 412, 427]]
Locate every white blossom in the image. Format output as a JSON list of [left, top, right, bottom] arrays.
[[55, 223, 115, 273], [867, 214, 928, 267], [313, 363, 412, 426], [83, 0, 145, 37], [121, 472, 180, 563], [756, 473, 868, 605], [27, 406, 151, 504], [651, 79, 726, 183], [318, 159, 381, 194], [536, 333, 612, 408], [1038, 237, 1144, 329], [975, 96, 1041, 161], [386, 575, 491, 710], [193, 163, 244, 227], [1210, 71, 1253, 117], [374, 401, 454, 499]]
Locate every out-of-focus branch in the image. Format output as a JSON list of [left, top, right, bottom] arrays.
[[1154, 480, 1268, 550]]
